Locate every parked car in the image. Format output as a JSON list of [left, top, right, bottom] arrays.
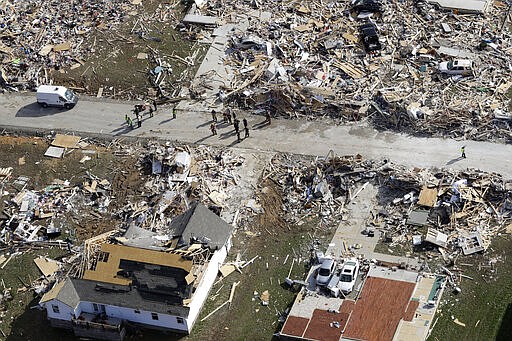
[[316, 258, 337, 286], [359, 22, 382, 53], [438, 59, 474, 76], [338, 258, 359, 294]]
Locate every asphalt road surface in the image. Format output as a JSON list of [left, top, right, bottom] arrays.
[[1, 93, 511, 179]]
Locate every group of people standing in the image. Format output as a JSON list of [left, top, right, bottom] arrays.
[[125, 100, 158, 129], [210, 109, 251, 143]]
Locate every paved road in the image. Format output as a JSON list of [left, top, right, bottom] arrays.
[[1, 92, 511, 179]]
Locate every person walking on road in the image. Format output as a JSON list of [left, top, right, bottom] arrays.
[[243, 118, 248, 129], [210, 123, 217, 136], [127, 115, 133, 129], [461, 146, 466, 158], [152, 99, 158, 111], [236, 130, 241, 142], [137, 116, 142, 128], [172, 108, 177, 119], [211, 110, 218, 122], [227, 110, 233, 124]]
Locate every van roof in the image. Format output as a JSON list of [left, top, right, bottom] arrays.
[[37, 85, 68, 93]]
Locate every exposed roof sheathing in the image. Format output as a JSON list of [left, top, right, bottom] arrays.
[[83, 243, 193, 285]]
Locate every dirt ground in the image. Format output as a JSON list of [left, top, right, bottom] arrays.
[[0, 135, 144, 241]]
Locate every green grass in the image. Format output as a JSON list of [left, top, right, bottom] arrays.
[[0, 247, 71, 340], [428, 234, 512, 341], [189, 219, 335, 341]]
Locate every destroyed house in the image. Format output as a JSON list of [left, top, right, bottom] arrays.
[[40, 202, 233, 340]]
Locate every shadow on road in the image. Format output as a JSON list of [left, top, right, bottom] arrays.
[[252, 120, 270, 130], [15, 102, 70, 117], [159, 117, 176, 125], [446, 157, 464, 166]]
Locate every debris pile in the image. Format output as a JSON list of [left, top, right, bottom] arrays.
[[261, 151, 511, 259], [1, 172, 112, 244], [115, 141, 245, 232], [0, 0, 135, 91], [376, 165, 512, 257], [193, 0, 512, 141], [265, 152, 379, 228]]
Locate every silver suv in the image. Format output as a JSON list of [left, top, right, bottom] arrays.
[[438, 59, 474, 76]]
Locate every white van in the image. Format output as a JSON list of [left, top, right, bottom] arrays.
[[36, 85, 78, 109]]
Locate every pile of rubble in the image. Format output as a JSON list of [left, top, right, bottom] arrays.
[[0, 0, 134, 91], [0, 171, 112, 244], [114, 141, 245, 232], [191, 0, 512, 141], [376, 165, 512, 256], [262, 151, 511, 258]]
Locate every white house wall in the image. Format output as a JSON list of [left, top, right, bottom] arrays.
[[78, 301, 189, 332], [187, 245, 228, 331], [44, 299, 75, 321]]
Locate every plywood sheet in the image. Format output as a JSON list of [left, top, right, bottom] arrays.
[[51, 134, 81, 148], [34, 256, 60, 277], [417, 186, 438, 207]]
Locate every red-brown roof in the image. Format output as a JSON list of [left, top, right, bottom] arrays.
[[281, 316, 309, 338], [303, 308, 349, 341], [343, 277, 416, 341], [403, 300, 420, 322]]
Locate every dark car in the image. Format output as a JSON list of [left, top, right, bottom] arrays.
[[351, 0, 384, 14], [359, 22, 382, 53]]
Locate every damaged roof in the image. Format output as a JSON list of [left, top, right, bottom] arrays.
[[120, 202, 233, 251], [169, 202, 233, 250], [40, 278, 80, 309], [44, 278, 190, 317]]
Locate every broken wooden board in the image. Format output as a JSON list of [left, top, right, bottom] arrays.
[[53, 42, 71, 52], [51, 134, 81, 148], [332, 61, 364, 79], [185, 272, 196, 284], [220, 264, 237, 278], [34, 256, 60, 277], [39, 45, 54, 56], [342, 32, 358, 43], [418, 186, 438, 207]]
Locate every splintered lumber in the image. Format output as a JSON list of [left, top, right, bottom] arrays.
[[201, 301, 229, 322], [228, 281, 240, 308], [201, 281, 240, 321], [332, 61, 364, 79], [183, 15, 217, 26]]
